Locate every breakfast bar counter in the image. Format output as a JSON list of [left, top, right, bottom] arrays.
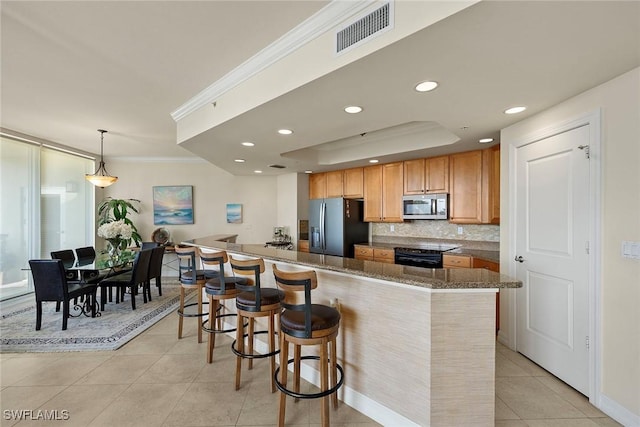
[[183, 235, 522, 426]]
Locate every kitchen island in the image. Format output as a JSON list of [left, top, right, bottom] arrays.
[[183, 235, 521, 426]]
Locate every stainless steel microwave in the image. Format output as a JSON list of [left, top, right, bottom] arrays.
[[402, 194, 448, 220]]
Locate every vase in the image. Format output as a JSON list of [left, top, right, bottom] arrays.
[[107, 239, 122, 263]]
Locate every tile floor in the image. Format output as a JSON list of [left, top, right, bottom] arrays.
[[0, 309, 623, 426]]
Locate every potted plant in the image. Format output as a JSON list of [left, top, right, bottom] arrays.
[[97, 198, 142, 248]]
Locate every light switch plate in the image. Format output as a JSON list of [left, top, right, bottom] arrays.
[[622, 241, 640, 259]]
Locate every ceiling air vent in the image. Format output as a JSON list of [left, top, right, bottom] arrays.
[[269, 164, 286, 169], [336, 2, 392, 55]]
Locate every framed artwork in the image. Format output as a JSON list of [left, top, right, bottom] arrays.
[[153, 186, 194, 225], [226, 203, 242, 224]]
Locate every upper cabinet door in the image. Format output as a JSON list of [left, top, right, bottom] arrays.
[[363, 165, 383, 222], [425, 156, 449, 194], [326, 170, 344, 198], [343, 167, 364, 198], [381, 162, 404, 222], [403, 159, 426, 194], [449, 150, 483, 223], [309, 173, 326, 200]]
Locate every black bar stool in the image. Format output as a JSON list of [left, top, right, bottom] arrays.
[[229, 256, 284, 391], [272, 265, 344, 427]]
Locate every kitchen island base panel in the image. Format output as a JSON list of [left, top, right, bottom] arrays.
[[211, 257, 495, 426]]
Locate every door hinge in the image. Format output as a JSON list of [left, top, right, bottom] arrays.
[[585, 241, 590, 254], [578, 145, 590, 159], [586, 335, 590, 349]]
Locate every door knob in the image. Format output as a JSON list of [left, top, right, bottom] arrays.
[[514, 255, 525, 263]]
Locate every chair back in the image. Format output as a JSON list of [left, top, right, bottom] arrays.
[[131, 248, 153, 285], [29, 259, 69, 301], [148, 246, 165, 280], [74, 246, 96, 263], [272, 265, 318, 337], [51, 249, 76, 268], [199, 248, 236, 291], [175, 245, 199, 284], [141, 241, 159, 250], [229, 256, 266, 307]]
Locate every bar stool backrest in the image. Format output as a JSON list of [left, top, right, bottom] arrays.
[[198, 248, 235, 291], [272, 265, 318, 338], [229, 256, 266, 309], [175, 245, 199, 284]]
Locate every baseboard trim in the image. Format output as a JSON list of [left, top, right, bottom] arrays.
[[598, 393, 640, 427], [225, 323, 419, 426]]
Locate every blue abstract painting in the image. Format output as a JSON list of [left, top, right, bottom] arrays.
[[153, 186, 194, 225], [226, 203, 242, 224]]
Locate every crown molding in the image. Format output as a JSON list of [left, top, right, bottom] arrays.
[[170, 0, 378, 122]]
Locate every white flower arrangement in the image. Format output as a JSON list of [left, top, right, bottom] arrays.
[[97, 220, 133, 240]]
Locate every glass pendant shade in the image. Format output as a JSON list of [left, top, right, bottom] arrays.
[[85, 129, 118, 188]]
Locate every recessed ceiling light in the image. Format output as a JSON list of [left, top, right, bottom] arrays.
[[304, 170, 313, 174], [479, 138, 494, 144], [344, 105, 363, 114], [241, 142, 255, 147], [504, 106, 526, 114], [415, 81, 439, 92], [278, 129, 293, 135], [234, 159, 245, 163], [369, 159, 379, 164], [254, 170, 262, 174]]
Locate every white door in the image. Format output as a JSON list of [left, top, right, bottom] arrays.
[[515, 124, 590, 395]]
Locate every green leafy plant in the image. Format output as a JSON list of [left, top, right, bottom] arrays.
[[97, 198, 142, 247]]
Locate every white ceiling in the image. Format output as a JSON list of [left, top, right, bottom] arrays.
[[2, 1, 639, 176]]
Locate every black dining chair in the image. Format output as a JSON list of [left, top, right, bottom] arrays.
[[50, 250, 79, 281], [29, 259, 98, 330], [141, 241, 159, 250], [147, 245, 165, 297], [98, 248, 152, 310], [74, 246, 96, 263]]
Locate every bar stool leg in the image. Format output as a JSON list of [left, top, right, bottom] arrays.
[[330, 337, 338, 408], [235, 312, 245, 390], [320, 338, 330, 427], [197, 284, 203, 343], [278, 332, 289, 427], [207, 296, 218, 363], [269, 312, 277, 393], [178, 287, 185, 339], [248, 318, 255, 370], [294, 344, 301, 400]]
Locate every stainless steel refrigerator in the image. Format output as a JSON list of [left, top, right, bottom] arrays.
[[309, 198, 368, 257]]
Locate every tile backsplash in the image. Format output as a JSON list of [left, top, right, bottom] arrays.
[[372, 221, 499, 242]]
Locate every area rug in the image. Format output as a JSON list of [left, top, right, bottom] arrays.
[[0, 280, 191, 353]]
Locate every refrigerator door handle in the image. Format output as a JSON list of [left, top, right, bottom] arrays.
[[320, 202, 326, 250]]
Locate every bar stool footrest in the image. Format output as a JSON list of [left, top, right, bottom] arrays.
[[231, 330, 280, 359], [274, 355, 344, 400], [202, 312, 239, 334], [177, 300, 209, 318]]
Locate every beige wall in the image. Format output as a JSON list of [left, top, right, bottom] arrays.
[[102, 160, 278, 247], [500, 68, 640, 420]]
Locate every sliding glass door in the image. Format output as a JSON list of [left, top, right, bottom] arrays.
[[0, 135, 95, 301]]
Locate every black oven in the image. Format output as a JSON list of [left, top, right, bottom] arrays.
[[394, 244, 460, 269]]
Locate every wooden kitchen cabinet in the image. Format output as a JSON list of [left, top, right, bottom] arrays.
[[449, 148, 500, 224], [343, 167, 364, 198], [363, 162, 403, 222], [326, 170, 344, 198], [354, 245, 395, 264], [404, 156, 449, 195], [309, 173, 326, 200], [472, 257, 500, 333], [442, 254, 472, 268], [449, 150, 483, 223], [298, 240, 309, 252]]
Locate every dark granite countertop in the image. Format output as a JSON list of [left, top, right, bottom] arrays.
[[183, 235, 520, 290]]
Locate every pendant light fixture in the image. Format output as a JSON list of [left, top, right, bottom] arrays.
[[85, 129, 118, 187]]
